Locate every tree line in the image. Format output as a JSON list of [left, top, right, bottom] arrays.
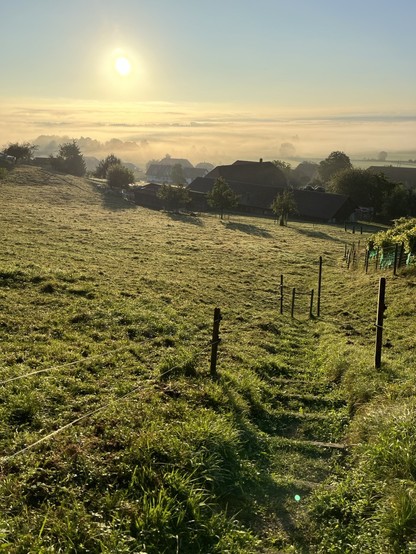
[[0, 141, 136, 191], [2, 141, 415, 223], [273, 151, 416, 222]]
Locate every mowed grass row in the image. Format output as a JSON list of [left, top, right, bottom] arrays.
[[1, 165, 415, 552]]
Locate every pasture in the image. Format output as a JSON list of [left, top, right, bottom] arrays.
[[1, 165, 415, 552]]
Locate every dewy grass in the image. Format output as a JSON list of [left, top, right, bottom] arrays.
[[1, 165, 416, 551]]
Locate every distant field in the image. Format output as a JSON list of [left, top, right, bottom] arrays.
[[1, 165, 415, 552]]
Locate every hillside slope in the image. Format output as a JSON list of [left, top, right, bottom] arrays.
[[1, 166, 415, 552]]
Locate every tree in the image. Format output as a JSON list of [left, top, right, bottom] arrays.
[[378, 151, 388, 162], [207, 177, 239, 219], [157, 184, 191, 211], [273, 160, 292, 173], [328, 168, 403, 220], [170, 163, 186, 185], [50, 141, 86, 176], [3, 142, 37, 162], [318, 151, 352, 183], [106, 164, 135, 191], [271, 190, 297, 226], [94, 154, 121, 178]]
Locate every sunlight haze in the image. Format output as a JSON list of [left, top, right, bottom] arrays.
[[1, 0, 415, 165]]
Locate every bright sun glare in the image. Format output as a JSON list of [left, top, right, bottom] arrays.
[[115, 56, 131, 76]]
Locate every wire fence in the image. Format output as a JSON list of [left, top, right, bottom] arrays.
[[0, 338, 213, 463], [344, 240, 413, 274], [0, 251, 412, 463]]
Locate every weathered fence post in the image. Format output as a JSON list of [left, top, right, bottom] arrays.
[[317, 256, 322, 316], [399, 242, 405, 269], [393, 243, 399, 276], [375, 277, 386, 369], [280, 274, 284, 315], [309, 289, 314, 319], [291, 288, 296, 318], [210, 307, 222, 378], [365, 249, 369, 274]]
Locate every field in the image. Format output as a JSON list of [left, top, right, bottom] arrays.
[[1, 165, 416, 552]]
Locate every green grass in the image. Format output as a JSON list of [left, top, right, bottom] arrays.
[[0, 165, 416, 552]]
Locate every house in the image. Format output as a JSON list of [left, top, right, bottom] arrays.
[[133, 183, 164, 210], [187, 160, 356, 221], [188, 160, 288, 215], [145, 156, 208, 185], [367, 166, 416, 190], [205, 160, 288, 188], [293, 189, 357, 222]]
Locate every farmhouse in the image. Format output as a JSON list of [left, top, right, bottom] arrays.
[[187, 160, 288, 215], [146, 156, 208, 185], [133, 182, 164, 210], [293, 189, 357, 222], [187, 160, 356, 221], [367, 166, 416, 190]]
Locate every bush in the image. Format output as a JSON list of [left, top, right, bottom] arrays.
[[50, 141, 86, 177], [106, 164, 135, 191], [94, 154, 121, 178]]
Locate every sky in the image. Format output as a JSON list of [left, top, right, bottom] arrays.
[[1, 0, 415, 166]]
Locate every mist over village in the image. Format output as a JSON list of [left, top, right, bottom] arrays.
[[1, 1, 416, 552]]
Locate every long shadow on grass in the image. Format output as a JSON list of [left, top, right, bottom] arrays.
[[292, 227, 344, 243], [166, 212, 204, 226], [217, 379, 305, 543], [224, 221, 272, 237], [100, 190, 138, 211]]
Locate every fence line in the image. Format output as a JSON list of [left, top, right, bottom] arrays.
[[344, 241, 410, 274]]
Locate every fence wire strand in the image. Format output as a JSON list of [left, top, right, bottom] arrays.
[[0, 342, 213, 463], [0, 337, 158, 386]]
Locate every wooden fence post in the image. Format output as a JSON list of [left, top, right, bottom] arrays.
[[399, 242, 405, 269], [210, 307, 222, 378], [317, 256, 322, 316], [375, 278, 386, 369], [309, 289, 314, 319], [365, 249, 369, 274], [291, 288, 296, 318], [280, 274, 284, 315], [393, 243, 399, 276]]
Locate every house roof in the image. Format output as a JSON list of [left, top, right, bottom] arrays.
[[146, 164, 207, 182], [205, 161, 287, 188], [293, 189, 357, 220], [189, 177, 286, 208], [189, 178, 356, 220], [158, 157, 193, 168], [367, 166, 416, 188]]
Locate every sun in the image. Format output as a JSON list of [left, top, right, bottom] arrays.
[[114, 56, 131, 76]]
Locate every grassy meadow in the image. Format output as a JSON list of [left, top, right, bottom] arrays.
[[1, 165, 416, 552]]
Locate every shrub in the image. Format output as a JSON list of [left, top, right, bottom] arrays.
[[106, 164, 135, 191]]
